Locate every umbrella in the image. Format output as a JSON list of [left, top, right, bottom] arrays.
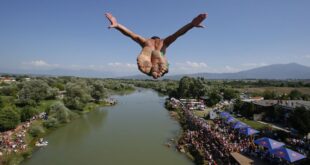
[[254, 137, 285, 150], [226, 117, 236, 123], [270, 147, 306, 163], [233, 121, 248, 129], [220, 112, 231, 118], [239, 127, 259, 136]]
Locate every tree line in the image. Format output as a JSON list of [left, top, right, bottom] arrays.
[[0, 77, 134, 132]]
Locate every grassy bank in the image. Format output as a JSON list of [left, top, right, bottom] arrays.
[[236, 117, 267, 130]]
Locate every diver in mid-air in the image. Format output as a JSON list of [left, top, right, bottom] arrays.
[[105, 13, 207, 79]]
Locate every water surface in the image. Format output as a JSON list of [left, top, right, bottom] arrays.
[[22, 89, 192, 165]]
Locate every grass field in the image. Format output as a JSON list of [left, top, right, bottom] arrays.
[[236, 117, 267, 130], [193, 108, 212, 118], [236, 87, 310, 95]]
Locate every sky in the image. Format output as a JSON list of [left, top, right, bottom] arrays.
[[0, 0, 310, 77]]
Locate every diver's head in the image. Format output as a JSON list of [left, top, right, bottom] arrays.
[[151, 36, 160, 40]]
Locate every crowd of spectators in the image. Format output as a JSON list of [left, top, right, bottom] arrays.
[[170, 98, 306, 165], [177, 103, 254, 164], [0, 112, 48, 157]]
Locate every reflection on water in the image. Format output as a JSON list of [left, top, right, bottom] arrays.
[[22, 89, 192, 165]]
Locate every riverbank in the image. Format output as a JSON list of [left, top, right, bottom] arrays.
[[165, 100, 202, 164], [0, 99, 118, 165]]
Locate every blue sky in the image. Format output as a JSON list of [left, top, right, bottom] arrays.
[[0, 0, 310, 77]]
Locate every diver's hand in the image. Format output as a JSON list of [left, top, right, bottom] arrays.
[[105, 13, 118, 29], [191, 13, 208, 28]]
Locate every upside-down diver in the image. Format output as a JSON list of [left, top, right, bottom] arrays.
[[105, 13, 207, 79]]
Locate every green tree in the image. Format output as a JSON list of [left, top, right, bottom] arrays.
[[302, 94, 310, 101], [233, 98, 243, 114], [289, 89, 302, 100], [64, 82, 91, 111], [206, 91, 221, 107], [0, 106, 20, 131], [192, 78, 207, 98], [20, 106, 39, 122], [46, 87, 59, 100], [223, 88, 238, 100], [265, 105, 282, 122], [263, 90, 277, 99], [90, 81, 107, 102], [17, 80, 52, 106], [0, 97, 3, 108], [47, 102, 77, 123], [0, 84, 18, 96], [289, 106, 310, 136], [240, 102, 255, 118], [177, 76, 194, 98], [176, 77, 207, 99]]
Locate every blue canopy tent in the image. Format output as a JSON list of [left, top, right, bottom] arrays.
[[254, 137, 285, 150], [225, 116, 236, 123], [270, 147, 306, 163], [220, 112, 231, 118], [233, 121, 248, 129], [239, 127, 259, 136]]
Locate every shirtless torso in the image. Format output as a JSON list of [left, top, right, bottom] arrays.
[[105, 13, 207, 79]]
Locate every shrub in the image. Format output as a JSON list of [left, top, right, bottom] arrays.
[[29, 124, 45, 137], [47, 102, 77, 124], [43, 117, 59, 128], [20, 107, 39, 122], [0, 106, 20, 132]]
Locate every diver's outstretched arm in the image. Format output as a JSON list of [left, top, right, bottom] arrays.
[[164, 13, 208, 47], [105, 13, 146, 47]]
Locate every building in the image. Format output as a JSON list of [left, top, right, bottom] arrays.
[[252, 100, 310, 111], [180, 98, 206, 111], [0, 77, 16, 83], [244, 99, 310, 122]]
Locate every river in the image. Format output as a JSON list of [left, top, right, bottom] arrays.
[[22, 89, 192, 165]]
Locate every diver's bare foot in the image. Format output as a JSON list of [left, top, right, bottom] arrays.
[[137, 49, 152, 75], [158, 56, 168, 77], [150, 51, 168, 79]]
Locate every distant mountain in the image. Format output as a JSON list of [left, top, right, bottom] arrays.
[[122, 63, 310, 80], [2, 63, 310, 80], [0, 68, 116, 78]]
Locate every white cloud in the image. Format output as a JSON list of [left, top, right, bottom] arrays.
[[170, 61, 244, 74], [242, 62, 268, 68], [22, 60, 59, 69], [108, 62, 136, 68], [185, 61, 208, 68], [172, 61, 209, 74], [22, 60, 137, 73], [203, 65, 240, 73], [303, 55, 310, 59], [224, 65, 240, 72]]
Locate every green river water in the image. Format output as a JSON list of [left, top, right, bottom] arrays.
[[22, 89, 192, 165]]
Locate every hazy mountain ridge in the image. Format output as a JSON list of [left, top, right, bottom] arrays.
[[121, 63, 310, 80], [1, 63, 310, 80]]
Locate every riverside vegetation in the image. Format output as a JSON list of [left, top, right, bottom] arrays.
[[0, 76, 134, 165]]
